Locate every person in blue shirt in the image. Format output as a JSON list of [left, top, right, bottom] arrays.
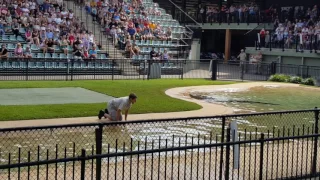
[[89, 46, 97, 59], [46, 29, 54, 39], [0, 21, 5, 37], [127, 27, 136, 40]]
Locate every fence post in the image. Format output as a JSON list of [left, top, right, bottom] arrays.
[[143, 60, 146, 80], [147, 60, 151, 80], [66, 59, 69, 81], [94, 59, 96, 80], [80, 149, 86, 180], [296, 35, 299, 52], [310, 35, 313, 53], [269, 61, 276, 75], [211, 60, 217, 80], [95, 124, 103, 180], [112, 59, 114, 80], [259, 133, 265, 180], [26, 58, 29, 81], [269, 33, 272, 51], [180, 60, 184, 80], [219, 116, 226, 179], [315, 35, 318, 53], [240, 62, 244, 81], [312, 107, 319, 176], [70, 59, 74, 81], [225, 128, 231, 180], [282, 34, 285, 52]]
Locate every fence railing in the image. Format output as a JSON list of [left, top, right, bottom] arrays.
[[255, 34, 320, 53], [2, 58, 320, 81], [0, 58, 212, 81], [0, 108, 319, 179]]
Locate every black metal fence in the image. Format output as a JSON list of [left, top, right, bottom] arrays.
[[0, 58, 211, 81], [0, 109, 319, 179], [255, 34, 320, 53], [2, 58, 320, 81]]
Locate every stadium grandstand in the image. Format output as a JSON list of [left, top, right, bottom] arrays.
[[0, 0, 189, 70], [0, 0, 319, 74]]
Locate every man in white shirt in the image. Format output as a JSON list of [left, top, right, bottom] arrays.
[[98, 93, 137, 121], [237, 49, 246, 64]]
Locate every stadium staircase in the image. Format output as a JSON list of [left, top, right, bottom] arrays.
[[66, 1, 124, 59]]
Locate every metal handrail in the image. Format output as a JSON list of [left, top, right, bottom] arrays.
[[167, 0, 202, 27]]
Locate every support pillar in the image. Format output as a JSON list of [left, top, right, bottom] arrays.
[[224, 29, 232, 62], [190, 38, 201, 60], [181, 0, 186, 23], [171, 0, 176, 19], [218, 0, 222, 10]]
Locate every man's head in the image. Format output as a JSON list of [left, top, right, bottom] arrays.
[[129, 93, 137, 104]]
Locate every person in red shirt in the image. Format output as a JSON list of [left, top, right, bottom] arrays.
[[259, 28, 266, 47]]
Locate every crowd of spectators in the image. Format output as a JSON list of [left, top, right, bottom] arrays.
[[0, 0, 104, 59], [258, 5, 320, 51], [84, 0, 173, 60], [196, 2, 270, 24]]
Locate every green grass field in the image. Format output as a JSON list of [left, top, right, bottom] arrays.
[[0, 79, 235, 121]]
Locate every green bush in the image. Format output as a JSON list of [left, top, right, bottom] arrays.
[[302, 78, 315, 86], [289, 76, 302, 84], [269, 74, 315, 86], [268, 74, 290, 82]]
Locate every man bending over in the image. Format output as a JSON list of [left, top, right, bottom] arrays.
[[98, 93, 137, 121]]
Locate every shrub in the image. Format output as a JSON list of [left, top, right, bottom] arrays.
[[288, 76, 302, 84], [302, 78, 315, 86], [269, 74, 315, 86], [268, 74, 290, 82]]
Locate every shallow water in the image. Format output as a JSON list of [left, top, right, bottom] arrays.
[[191, 85, 320, 113]]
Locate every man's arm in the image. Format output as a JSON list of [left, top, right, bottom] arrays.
[[116, 109, 122, 120], [124, 110, 129, 121]]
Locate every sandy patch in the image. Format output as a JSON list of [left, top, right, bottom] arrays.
[[0, 82, 303, 128]]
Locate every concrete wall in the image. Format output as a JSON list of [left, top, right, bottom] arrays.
[[190, 38, 201, 60]]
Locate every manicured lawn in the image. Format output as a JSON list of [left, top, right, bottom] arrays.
[[0, 79, 235, 121]]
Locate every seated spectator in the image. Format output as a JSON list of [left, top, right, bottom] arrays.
[[117, 32, 126, 50], [130, 43, 140, 58], [166, 27, 172, 40], [149, 21, 157, 31], [88, 31, 95, 46], [73, 46, 83, 59], [89, 46, 97, 59], [25, 28, 33, 43], [128, 27, 136, 40], [40, 39, 48, 54], [150, 47, 157, 60], [24, 46, 32, 58], [12, 19, 20, 38], [14, 43, 24, 57], [0, 20, 5, 37], [60, 36, 69, 55], [162, 49, 170, 61], [46, 29, 54, 40], [83, 49, 89, 59], [68, 31, 76, 46], [73, 37, 82, 50], [0, 44, 8, 59], [46, 39, 55, 53]]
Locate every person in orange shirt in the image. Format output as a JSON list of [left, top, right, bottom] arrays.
[[149, 21, 157, 31]]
